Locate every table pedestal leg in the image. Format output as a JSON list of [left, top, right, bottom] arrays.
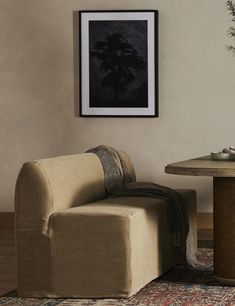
[[214, 177, 235, 285]]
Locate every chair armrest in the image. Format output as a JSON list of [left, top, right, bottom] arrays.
[[15, 161, 53, 234]]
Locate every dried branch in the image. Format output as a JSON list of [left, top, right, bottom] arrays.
[[227, 26, 235, 37], [227, 0, 235, 21], [226, 44, 235, 55], [226, 1, 235, 53]]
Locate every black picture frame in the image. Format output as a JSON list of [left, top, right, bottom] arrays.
[[78, 10, 158, 117]]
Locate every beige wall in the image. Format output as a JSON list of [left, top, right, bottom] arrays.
[[0, 0, 234, 212]]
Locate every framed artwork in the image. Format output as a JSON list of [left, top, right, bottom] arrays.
[[78, 10, 158, 117]]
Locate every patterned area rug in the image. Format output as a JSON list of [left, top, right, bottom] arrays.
[[2, 248, 235, 306]]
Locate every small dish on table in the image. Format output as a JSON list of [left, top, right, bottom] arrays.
[[211, 152, 235, 161]]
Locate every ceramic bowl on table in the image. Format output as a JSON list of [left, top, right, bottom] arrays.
[[211, 152, 235, 161]]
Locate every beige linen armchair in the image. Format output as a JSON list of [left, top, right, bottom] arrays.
[[15, 152, 197, 298]]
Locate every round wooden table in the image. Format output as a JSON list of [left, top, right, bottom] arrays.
[[165, 155, 235, 285]]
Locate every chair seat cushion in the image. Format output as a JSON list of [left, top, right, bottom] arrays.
[[49, 189, 196, 298]]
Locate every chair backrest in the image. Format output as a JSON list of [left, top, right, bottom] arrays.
[[34, 153, 106, 211], [15, 151, 135, 233]]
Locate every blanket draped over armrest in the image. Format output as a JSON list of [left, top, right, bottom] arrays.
[[86, 145, 212, 271]]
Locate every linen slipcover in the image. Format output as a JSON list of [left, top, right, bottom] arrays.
[[15, 152, 197, 298]]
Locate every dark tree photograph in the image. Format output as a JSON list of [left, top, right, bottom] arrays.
[[89, 20, 148, 108], [79, 11, 158, 116]]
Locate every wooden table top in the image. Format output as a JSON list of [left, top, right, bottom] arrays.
[[165, 156, 235, 177]]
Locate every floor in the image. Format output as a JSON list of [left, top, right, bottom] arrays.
[[0, 228, 212, 296], [198, 229, 213, 242], [0, 229, 16, 296]]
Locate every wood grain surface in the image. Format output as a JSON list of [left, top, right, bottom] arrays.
[[165, 156, 235, 177], [0, 213, 14, 229], [213, 177, 235, 281]]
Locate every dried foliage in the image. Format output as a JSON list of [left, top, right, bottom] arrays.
[[226, 0, 235, 54]]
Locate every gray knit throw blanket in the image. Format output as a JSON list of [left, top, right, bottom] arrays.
[[87, 145, 212, 271]]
